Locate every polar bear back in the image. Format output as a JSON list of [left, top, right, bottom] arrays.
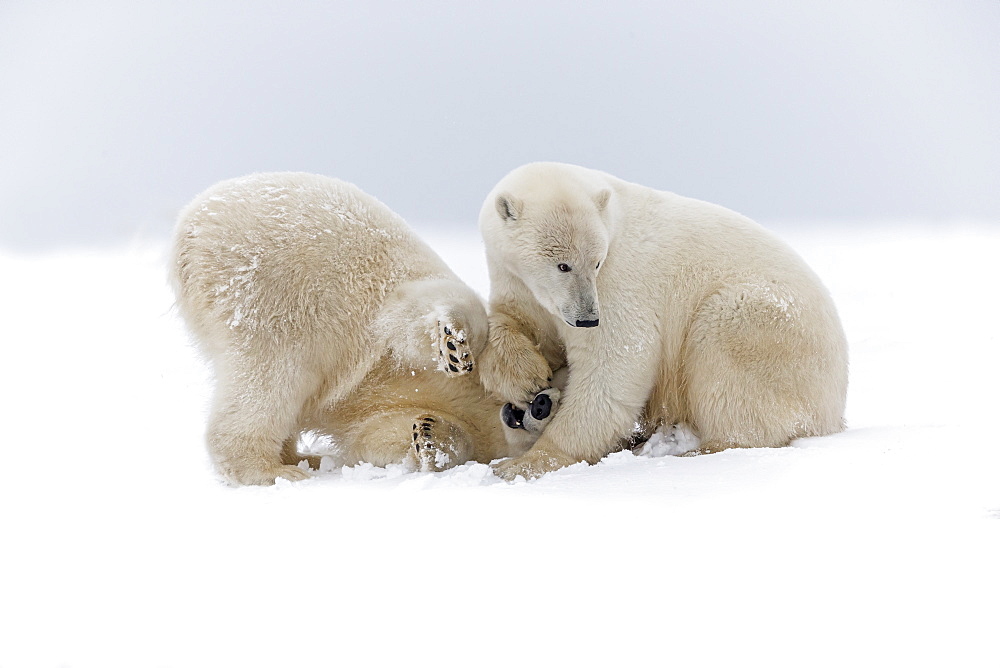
[[172, 172, 452, 352], [485, 162, 840, 332]]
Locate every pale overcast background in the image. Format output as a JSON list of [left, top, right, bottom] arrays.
[[1, 0, 998, 250]]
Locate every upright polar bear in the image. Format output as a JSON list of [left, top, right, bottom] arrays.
[[171, 172, 538, 485], [479, 162, 848, 480]]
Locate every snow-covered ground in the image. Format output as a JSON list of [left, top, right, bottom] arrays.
[[2, 222, 998, 667]]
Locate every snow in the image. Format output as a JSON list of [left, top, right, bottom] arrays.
[[2, 222, 999, 667]]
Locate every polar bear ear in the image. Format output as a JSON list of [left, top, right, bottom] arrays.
[[495, 193, 524, 222], [593, 189, 612, 212]]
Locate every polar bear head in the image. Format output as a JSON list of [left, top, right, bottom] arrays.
[[499, 365, 569, 453], [481, 163, 613, 329]]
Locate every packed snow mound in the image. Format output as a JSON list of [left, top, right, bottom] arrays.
[[1, 222, 999, 668]]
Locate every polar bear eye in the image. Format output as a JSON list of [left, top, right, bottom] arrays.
[[557, 263, 572, 272], [596, 261, 601, 270]]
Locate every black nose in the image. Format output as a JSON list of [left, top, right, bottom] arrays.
[[575, 319, 600, 328], [530, 392, 552, 421], [501, 403, 525, 430]]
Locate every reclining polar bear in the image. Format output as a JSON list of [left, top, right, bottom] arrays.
[[171, 172, 541, 485]]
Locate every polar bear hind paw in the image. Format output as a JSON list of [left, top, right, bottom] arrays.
[[412, 414, 463, 472], [438, 321, 474, 376], [223, 463, 312, 486], [274, 464, 312, 482]]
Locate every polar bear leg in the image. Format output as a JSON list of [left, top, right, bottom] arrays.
[[684, 285, 817, 451], [345, 409, 474, 472], [206, 355, 319, 485]]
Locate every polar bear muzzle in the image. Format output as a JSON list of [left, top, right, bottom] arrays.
[[501, 402, 526, 430], [529, 392, 553, 420], [502, 388, 558, 430], [557, 272, 600, 328]]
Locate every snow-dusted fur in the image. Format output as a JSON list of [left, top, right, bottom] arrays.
[[479, 162, 849, 480], [171, 172, 537, 485]]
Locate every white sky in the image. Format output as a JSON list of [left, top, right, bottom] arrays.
[[1, 0, 998, 248]]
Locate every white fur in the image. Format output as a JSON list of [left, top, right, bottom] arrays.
[[478, 162, 849, 479], [171, 172, 537, 485]]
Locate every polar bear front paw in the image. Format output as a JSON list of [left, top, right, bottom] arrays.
[[491, 447, 579, 481], [478, 321, 552, 406], [412, 414, 465, 472], [437, 321, 474, 376]]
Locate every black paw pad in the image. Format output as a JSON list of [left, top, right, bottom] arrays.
[[412, 416, 437, 452], [439, 321, 474, 375]]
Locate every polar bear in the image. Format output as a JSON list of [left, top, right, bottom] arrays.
[[171, 172, 540, 485], [478, 162, 849, 480]]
